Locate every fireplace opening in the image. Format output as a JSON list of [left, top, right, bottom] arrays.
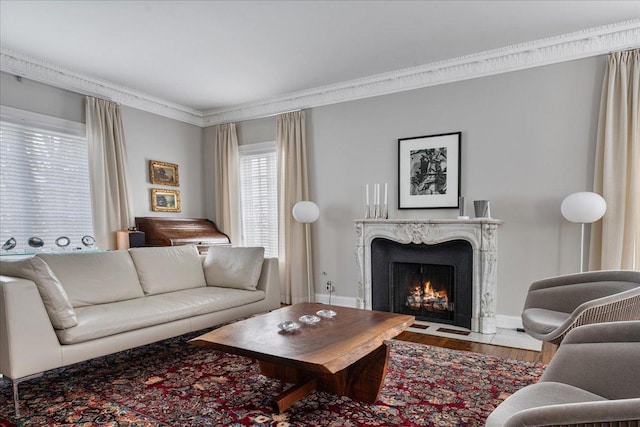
[[371, 238, 472, 329], [391, 262, 455, 322]]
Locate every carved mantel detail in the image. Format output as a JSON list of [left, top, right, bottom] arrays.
[[354, 218, 503, 334]]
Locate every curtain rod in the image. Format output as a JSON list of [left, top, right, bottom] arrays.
[[216, 109, 303, 127], [609, 47, 640, 54], [85, 94, 121, 105]]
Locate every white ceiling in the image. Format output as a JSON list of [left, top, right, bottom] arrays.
[[1, 1, 639, 123]]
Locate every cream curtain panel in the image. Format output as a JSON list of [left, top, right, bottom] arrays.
[[85, 97, 135, 250], [590, 49, 640, 270], [277, 111, 311, 304], [212, 123, 241, 243]]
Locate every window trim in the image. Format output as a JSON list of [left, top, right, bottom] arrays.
[[238, 140, 276, 155], [1, 105, 85, 136]]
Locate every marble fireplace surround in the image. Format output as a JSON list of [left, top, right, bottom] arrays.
[[355, 219, 502, 334]]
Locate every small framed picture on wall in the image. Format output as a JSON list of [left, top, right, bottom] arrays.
[[149, 160, 179, 186], [398, 132, 461, 209], [151, 188, 181, 212]]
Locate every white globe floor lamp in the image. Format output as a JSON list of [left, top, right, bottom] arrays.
[[292, 201, 320, 302], [561, 192, 607, 273]]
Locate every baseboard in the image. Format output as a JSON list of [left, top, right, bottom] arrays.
[[314, 293, 358, 308], [314, 294, 524, 331], [495, 315, 524, 331]]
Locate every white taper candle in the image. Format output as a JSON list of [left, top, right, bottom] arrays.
[[384, 183, 388, 205]]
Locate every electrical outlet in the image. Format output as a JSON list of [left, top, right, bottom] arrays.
[[325, 281, 334, 292]]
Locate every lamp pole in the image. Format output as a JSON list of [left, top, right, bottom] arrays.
[[304, 222, 313, 302], [579, 222, 586, 273]]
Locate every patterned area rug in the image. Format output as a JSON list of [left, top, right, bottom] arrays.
[[0, 331, 544, 426]]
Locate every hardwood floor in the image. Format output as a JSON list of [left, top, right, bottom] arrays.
[[395, 330, 556, 364]]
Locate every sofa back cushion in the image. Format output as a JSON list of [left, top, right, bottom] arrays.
[[129, 245, 206, 295], [203, 246, 264, 291], [38, 251, 144, 307], [0, 257, 78, 329]]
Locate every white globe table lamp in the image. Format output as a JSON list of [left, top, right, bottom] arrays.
[[561, 192, 607, 272], [292, 201, 320, 302]]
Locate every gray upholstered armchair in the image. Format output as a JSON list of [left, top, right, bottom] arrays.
[[485, 321, 640, 427], [521, 270, 640, 345]]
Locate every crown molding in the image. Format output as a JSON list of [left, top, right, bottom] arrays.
[[0, 46, 204, 126], [2, 20, 639, 128], [202, 20, 640, 126]]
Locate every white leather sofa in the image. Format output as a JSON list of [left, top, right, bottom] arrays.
[[0, 244, 281, 416]]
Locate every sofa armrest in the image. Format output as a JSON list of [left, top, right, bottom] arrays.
[[255, 258, 281, 310], [0, 276, 63, 380], [540, 321, 640, 399]]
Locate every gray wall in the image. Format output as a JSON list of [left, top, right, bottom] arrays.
[[122, 106, 205, 218], [0, 72, 206, 221], [2, 53, 606, 319], [237, 56, 605, 318], [0, 72, 84, 122]]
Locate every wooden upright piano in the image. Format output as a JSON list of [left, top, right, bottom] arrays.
[[135, 217, 231, 254]]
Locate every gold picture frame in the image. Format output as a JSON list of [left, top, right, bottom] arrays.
[[151, 188, 181, 212], [149, 160, 179, 186]]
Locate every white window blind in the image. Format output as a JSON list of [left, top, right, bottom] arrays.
[[0, 108, 94, 253], [239, 142, 278, 258]]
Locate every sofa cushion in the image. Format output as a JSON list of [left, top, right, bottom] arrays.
[[522, 308, 571, 334], [55, 286, 266, 344], [38, 251, 144, 307], [203, 246, 264, 291], [129, 245, 206, 295], [0, 257, 77, 329]]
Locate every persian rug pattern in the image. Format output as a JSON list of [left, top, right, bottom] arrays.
[[0, 331, 544, 426]]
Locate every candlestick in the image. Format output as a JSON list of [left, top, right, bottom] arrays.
[[384, 183, 388, 205], [365, 184, 369, 206], [364, 184, 370, 218]]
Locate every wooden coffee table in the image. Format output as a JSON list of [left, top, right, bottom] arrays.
[[190, 303, 414, 412]]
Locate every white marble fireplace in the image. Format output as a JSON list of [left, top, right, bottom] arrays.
[[355, 219, 502, 334]]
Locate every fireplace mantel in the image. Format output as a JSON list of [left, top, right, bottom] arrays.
[[355, 218, 503, 334]]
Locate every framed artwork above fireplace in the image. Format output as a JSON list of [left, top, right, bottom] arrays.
[[398, 131, 461, 209]]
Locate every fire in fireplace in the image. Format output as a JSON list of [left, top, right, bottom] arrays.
[[407, 281, 450, 311], [391, 262, 455, 322]]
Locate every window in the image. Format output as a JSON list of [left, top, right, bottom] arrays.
[[239, 142, 278, 258], [0, 106, 94, 253]]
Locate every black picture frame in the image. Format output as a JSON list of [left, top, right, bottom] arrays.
[[398, 132, 461, 209]]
